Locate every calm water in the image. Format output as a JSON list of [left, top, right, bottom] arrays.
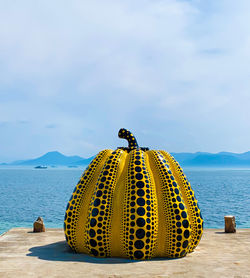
[[0, 168, 249, 235]]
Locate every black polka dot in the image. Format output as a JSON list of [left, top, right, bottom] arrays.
[[177, 235, 182, 241], [134, 250, 144, 259], [89, 229, 96, 237], [182, 240, 189, 248], [179, 203, 184, 210], [91, 248, 99, 256], [137, 207, 145, 216], [96, 190, 102, 197], [181, 211, 187, 218], [136, 181, 144, 188], [137, 189, 145, 196], [146, 231, 151, 237], [135, 166, 142, 172], [92, 208, 99, 216], [182, 220, 189, 228], [134, 240, 144, 249], [184, 230, 190, 239], [99, 183, 104, 189], [137, 198, 145, 206], [136, 218, 146, 227], [180, 250, 186, 257], [94, 199, 100, 207], [136, 173, 143, 180], [90, 239, 97, 247], [136, 229, 145, 239]]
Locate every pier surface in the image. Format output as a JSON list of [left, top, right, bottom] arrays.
[[0, 228, 249, 278]]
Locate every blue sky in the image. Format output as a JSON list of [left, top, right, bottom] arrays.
[[0, 0, 250, 162]]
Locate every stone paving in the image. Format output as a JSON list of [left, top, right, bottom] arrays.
[[0, 228, 249, 277]]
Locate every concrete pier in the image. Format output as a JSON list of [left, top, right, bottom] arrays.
[[0, 228, 249, 277]]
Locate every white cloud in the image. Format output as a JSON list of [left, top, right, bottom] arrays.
[[0, 0, 250, 161]]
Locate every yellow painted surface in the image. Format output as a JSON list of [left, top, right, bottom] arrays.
[[64, 148, 203, 259]]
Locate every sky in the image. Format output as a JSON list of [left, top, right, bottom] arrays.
[[1, 0, 250, 162]]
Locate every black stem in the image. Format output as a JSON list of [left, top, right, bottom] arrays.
[[118, 128, 139, 149]]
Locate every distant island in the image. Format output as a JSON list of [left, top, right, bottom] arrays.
[[1, 150, 250, 168], [172, 151, 250, 167], [1, 151, 95, 167]]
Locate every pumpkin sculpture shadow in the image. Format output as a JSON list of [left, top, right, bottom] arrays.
[[27, 241, 177, 264], [27, 241, 137, 264]]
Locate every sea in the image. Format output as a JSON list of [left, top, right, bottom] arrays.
[[0, 167, 249, 235]]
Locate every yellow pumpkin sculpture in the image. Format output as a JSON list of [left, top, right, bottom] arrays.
[[64, 128, 203, 259]]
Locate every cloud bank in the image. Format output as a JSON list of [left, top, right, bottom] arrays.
[[0, 0, 250, 161]]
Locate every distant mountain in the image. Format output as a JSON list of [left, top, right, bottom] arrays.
[[3, 150, 250, 167], [170, 152, 208, 164], [74, 156, 96, 165], [171, 151, 250, 167], [10, 151, 91, 166]]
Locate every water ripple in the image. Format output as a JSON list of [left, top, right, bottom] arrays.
[[0, 168, 249, 234]]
